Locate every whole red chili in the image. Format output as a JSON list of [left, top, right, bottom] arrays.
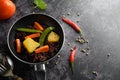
[[69, 46, 76, 74], [62, 16, 81, 33]]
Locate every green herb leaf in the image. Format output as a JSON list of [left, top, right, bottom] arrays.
[[34, 0, 47, 10]]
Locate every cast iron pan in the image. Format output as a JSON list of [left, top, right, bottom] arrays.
[[7, 13, 64, 80]]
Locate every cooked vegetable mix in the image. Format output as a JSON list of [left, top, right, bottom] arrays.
[[15, 21, 61, 62]]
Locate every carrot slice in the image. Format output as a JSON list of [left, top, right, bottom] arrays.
[[34, 21, 44, 31], [25, 33, 40, 39], [35, 45, 49, 54], [15, 38, 21, 53]]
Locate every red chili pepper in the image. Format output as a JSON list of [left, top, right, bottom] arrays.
[[62, 16, 81, 33], [69, 46, 76, 74]]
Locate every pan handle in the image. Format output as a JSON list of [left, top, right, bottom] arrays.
[[34, 64, 46, 80]]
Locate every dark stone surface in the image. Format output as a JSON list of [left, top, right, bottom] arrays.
[[0, 0, 120, 80]]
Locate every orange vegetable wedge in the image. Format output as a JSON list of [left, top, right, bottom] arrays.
[[15, 38, 21, 53], [25, 33, 40, 39], [35, 45, 49, 54], [34, 21, 44, 31]]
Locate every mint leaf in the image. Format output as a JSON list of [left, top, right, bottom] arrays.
[[34, 0, 47, 10]]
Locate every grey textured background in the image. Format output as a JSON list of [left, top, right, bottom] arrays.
[[0, 0, 120, 80]]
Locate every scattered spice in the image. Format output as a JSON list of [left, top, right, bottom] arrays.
[[76, 38, 85, 44], [57, 54, 61, 58], [81, 49, 87, 53], [76, 35, 88, 44], [86, 53, 89, 56], [76, 20, 79, 23], [107, 53, 111, 57], [67, 12, 71, 15], [70, 48, 73, 51], [85, 40, 89, 43], [55, 61, 58, 65], [81, 47, 90, 56], [67, 42, 70, 46], [86, 47, 90, 50], [92, 71, 98, 76], [77, 13, 80, 16]]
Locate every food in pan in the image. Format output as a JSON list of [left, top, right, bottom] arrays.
[[15, 21, 60, 63]]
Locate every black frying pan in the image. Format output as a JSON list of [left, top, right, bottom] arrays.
[[7, 13, 64, 80]]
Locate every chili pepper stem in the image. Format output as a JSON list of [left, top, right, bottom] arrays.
[[78, 29, 85, 40], [70, 62, 74, 74]]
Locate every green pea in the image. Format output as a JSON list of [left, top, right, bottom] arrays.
[[16, 28, 42, 33], [39, 26, 55, 46]]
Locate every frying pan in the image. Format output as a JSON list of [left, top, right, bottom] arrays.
[[7, 13, 64, 80]]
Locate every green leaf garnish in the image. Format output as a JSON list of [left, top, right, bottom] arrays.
[[34, 0, 47, 10]]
